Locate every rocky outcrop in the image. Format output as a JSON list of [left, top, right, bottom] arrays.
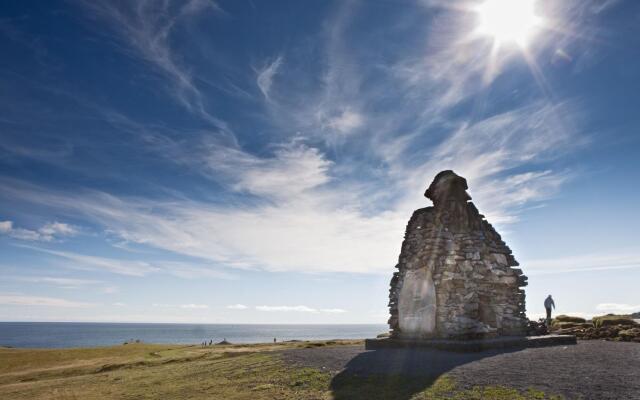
[[527, 318, 549, 336], [550, 315, 640, 342], [388, 171, 528, 339]]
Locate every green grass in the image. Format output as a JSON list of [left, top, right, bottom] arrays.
[[0, 340, 564, 399], [331, 373, 564, 400]]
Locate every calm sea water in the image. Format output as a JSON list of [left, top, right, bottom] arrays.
[[0, 322, 386, 348]]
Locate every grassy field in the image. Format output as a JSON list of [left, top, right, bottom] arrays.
[[0, 340, 562, 400]]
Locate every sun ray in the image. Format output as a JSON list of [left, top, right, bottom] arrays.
[[482, 40, 501, 85], [522, 49, 555, 102]]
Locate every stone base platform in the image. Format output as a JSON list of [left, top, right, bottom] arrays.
[[365, 335, 577, 352]]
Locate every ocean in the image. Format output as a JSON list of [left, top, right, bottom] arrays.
[[0, 322, 387, 348]]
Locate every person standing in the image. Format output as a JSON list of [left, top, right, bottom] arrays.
[[544, 295, 555, 324]]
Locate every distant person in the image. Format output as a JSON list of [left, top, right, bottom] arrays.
[[273, 337, 276, 343], [544, 295, 556, 323], [209, 340, 212, 346]]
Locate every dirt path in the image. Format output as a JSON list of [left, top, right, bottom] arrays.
[[281, 340, 640, 400]]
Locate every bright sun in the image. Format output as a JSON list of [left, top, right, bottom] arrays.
[[475, 0, 542, 48]]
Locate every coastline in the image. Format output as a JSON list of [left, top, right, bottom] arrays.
[[0, 322, 386, 349]]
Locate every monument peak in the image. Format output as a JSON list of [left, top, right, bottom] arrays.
[[424, 170, 471, 204]]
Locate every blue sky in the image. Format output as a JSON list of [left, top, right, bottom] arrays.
[[1, 0, 639, 324]]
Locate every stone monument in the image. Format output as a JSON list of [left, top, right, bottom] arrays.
[[387, 170, 528, 340]]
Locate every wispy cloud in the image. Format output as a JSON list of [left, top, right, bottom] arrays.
[[261, 2, 368, 141], [227, 304, 248, 310], [319, 308, 348, 314], [588, 0, 622, 14], [0, 220, 77, 241], [14, 244, 235, 279], [0, 294, 94, 308], [525, 252, 640, 275], [180, 304, 209, 309], [22, 246, 160, 277], [200, 141, 333, 200], [30, 277, 101, 286], [76, 0, 227, 129], [595, 303, 640, 313], [151, 303, 209, 310], [256, 56, 283, 100], [156, 261, 236, 280], [9, 276, 102, 288], [256, 305, 317, 312], [7, 275, 119, 294], [256, 305, 347, 313], [102, 286, 119, 294], [323, 107, 364, 134]]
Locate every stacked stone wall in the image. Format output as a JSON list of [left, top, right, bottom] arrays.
[[388, 171, 528, 339]]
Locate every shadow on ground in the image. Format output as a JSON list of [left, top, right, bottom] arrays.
[[330, 347, 519, 400]]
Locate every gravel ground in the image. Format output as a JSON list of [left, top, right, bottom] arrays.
[[280, 341, 640, 399]]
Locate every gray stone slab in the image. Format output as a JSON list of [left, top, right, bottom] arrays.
[[365, 334, 576, 352]]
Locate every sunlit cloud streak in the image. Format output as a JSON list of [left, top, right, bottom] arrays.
[[256, 56, 283, 100]]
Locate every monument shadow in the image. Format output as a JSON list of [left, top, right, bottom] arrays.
[[330, 346, 521, 400]]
